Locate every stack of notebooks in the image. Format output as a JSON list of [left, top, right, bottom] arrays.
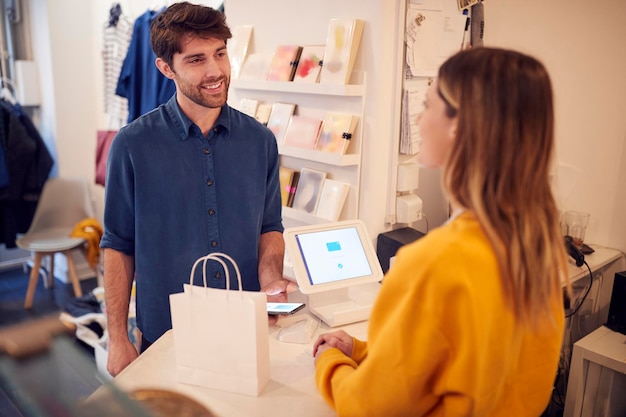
[[279, 167, 300, 208], [267, 108, 359, 155], [235, 100, 360, 156]]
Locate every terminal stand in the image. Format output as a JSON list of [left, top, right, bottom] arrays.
[[307, 282, 381, 327]]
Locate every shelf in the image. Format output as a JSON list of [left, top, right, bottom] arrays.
[[231, 73, 366, 223], [282, 207, 332, 224], [231, 79, 364, 97], [565, 246, 624, 285], [278, 145, 359, 166]]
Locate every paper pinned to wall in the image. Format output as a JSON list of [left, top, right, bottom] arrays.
[[400, 79, 430, 155], [405, 1, 466, 78]]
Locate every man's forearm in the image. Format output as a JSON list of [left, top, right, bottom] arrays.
[[258, 231, 285, 288], [103, 248, 135, 342]]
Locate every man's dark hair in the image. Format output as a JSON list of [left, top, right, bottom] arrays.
[[150, 2, 232, 68]]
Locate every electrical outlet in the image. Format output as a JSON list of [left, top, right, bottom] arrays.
[[396, 194, 423, 223]]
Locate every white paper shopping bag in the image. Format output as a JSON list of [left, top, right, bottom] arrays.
[[169, 253, 270, 396]]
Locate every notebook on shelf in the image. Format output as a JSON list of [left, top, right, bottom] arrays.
[[316, 113, 359, 154], [315, 179, 350, 221], [319, 19, 364, 85], [266, 102, 296, 144], [238, 98, 258, 118], [239, 53, 271, 81], [282, 115, 324, 150], [279, 166, 296, 207], [255, 103, 273, 125], [266, 45, 303, 82], [291, 168, 327, 214], [293, 45, 325, 83], [229, 25, 253, 79]]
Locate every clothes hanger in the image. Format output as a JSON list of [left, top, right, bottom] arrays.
[[0, 77, 17, 105], [108, 3, 122, 27]]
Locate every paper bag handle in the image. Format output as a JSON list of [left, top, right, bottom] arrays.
[[188, 252, 243, 297]]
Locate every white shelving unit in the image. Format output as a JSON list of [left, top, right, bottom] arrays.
[[231, 75, 366, 226], [232, 79, 364, 97]]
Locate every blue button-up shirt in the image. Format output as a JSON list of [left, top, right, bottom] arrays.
[[101, 95, 284, 342]]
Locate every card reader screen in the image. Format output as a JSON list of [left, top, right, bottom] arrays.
[[295, 226, 373, 285]]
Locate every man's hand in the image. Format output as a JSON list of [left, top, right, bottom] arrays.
[[107, 337, 139, 377], [261, 278, 299, 324], [262, 278, 299, 302]]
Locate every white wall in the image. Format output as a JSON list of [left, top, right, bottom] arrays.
[[483, 0, 626, 252], [29, 0, 102, 218], [28, 0, 626, 253]]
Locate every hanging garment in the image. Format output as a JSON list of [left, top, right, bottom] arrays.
[[0, 136, 8, 188], [0, 99, 53, 247], [115, 8, 175, 123], [102, 7, 133, 130], [95, 130, 116, 187]]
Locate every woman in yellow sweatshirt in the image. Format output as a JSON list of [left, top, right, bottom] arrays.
[[313, 47, 569, 416]]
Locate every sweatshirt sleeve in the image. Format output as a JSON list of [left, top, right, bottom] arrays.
[[312, 240, 457, 417], [351, 338, 368, 363]]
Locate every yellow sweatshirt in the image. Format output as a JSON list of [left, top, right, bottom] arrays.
[[315, 212, 564, 416], [70, 217, 104, 268]]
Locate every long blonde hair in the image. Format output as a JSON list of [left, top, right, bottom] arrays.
[[438, 48, 568, 323]]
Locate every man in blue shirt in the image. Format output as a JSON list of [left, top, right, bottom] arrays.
[[101, 2, 292, 377]]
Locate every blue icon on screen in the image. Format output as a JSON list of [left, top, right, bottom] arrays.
[[337, 263, 344, 269], [326, 241, 341, 252]]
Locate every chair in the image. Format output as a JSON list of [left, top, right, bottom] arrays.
[[16, 177, 97, 308]]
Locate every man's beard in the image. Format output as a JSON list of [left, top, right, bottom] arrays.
[[178, 76, 229, 109]]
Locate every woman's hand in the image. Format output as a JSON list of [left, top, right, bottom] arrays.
[[313, 330, 354, 362]]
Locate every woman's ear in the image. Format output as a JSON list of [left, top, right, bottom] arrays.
[[448, 117, 458, 141], [155, 58, 175, 79]]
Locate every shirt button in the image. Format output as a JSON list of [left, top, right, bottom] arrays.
[[211, 241, 217, 248], [203, 148, 210, 155], [206, 179, 214, 186], [208, 208, 216, 215]]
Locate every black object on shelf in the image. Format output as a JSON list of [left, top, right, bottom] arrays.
[[376, 227, 425, 274], [605, 271, 626, 335]]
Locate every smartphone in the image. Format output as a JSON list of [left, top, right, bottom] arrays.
[[267, 302, 306, 315]]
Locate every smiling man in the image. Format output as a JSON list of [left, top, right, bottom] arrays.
[[100, 2, 290, 377]]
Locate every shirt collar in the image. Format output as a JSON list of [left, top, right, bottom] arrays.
[[164, 95, 232, 141]]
